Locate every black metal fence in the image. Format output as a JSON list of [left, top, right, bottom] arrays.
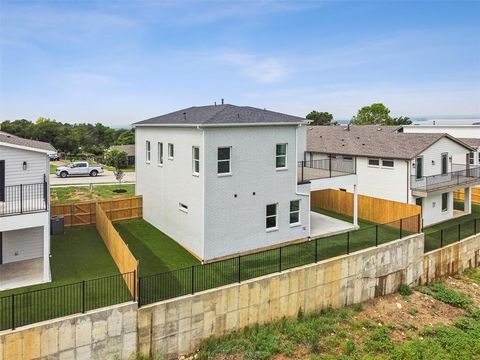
[[411, 164, 480, 193], [0, 181, 48, 216], [424, 218, 480, 253], [139, 214, 421, 306], [298, 157, 356, 182], [0, 271, 135, 331]]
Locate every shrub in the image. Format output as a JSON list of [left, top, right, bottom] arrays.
[[399, 283, 412, 296], [417, 283, 472, 310]]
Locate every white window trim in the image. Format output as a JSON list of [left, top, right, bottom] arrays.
[[289, 199, 301, 227], [146, 141, 151, 163], [192, 146, 200, 176], [367, 158, 380, 167], [217, 146, 232, 176], [158, 142, 163, 166], [266, 203, 279, 232], [276, 143, 288, 170], [168, 143, 174, 160], [381, 159, 395, 169]]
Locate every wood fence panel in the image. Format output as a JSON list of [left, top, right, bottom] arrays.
[[454, 188, 480, 204], [95, 203, 138, 298], [311, 189, 421, 232], [51, 196, 143, 227]]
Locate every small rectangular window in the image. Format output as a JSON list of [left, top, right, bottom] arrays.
[[179, 202, 188, 213], [192, 146, 200, 175], [289, 200, 300, 225], [276, 144, 287, 169], [266, 203, 278, 230], [168, 143, 174, 159], [158, 142, 163, 165], [382, 159, 394, 168], [368, 158, 379, 166], [218, 147, 231, 174], [469, 152, 474, 165], [441, 193, 448, 212], [416, 156, 423, 179], [146, 141, 151, 163], [415, 197, 422, 207]]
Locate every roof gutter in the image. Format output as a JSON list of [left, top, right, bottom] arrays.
[[0, 142, 55, 155], [133, 122, 308, 128]]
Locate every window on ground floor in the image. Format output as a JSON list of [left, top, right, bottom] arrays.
[[266, 203, 278, 230], [441, 193, 448, 212], [289, 200, 300, 225]]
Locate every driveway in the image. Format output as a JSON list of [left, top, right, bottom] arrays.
[[50, 170, 135, 186]]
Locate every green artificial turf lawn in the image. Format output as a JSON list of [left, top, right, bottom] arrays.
[[0, 226, 127, 330], [424, 202, 480, 234], [114, 219, 200, 276]]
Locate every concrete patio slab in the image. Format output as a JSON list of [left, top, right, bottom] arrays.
[[310, 211, 358, 239], [0, 257, 47, 291]]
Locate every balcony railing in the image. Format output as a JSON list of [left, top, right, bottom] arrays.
[[298, 158, 356, 183], [0, 182, 48, 216], [411, 164, 480, 194]]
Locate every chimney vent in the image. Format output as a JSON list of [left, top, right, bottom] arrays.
[[221, 98, 224, 105]]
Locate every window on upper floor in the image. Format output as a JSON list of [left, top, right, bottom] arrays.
[[168, 143, 174, 160], [382, 159, 394, 168], [158, 142, 163, 165], [266, 203, 278, 230], [368, 158, 380, 167], [289, 200, 300, 225], [146, 141, 151, 163], [192, 146, 200, 175], [470, 151, 475, 165], [441, 153, 448, 174], [217, 147, 231, 175], [276, 144, 287, 169]]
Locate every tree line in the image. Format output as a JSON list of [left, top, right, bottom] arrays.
[[306, 103, 412, 126], [0, 117, 134, 155]]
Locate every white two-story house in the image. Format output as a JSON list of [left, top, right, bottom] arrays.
[[0, 132, 54, 290], [135, 104, 358, 262], [306, 125, 479, 227]]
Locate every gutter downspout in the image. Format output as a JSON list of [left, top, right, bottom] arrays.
[[295, 125, 310, 238], [406, 159, 410, 203]]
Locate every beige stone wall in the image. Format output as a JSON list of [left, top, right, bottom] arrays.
[[137, 234, 424, 359], [422, 233, 480, 284], [0, 303, 137, 360]]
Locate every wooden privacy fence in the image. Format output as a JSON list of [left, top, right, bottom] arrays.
[[51, 196, 142, 227], [311, 189, 421, 232], [95, 203, 139, 298], [454, 187, 480, 204]]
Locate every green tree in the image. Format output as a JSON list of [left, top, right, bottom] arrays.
[[115, 129, 135, 145], [306, 111, 334, 126], [351, 103, 395, 125], [393, 116, 412, 125], [104, 149, 128, 169]]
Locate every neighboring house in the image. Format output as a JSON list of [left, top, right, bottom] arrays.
[[134, 104, 358, 262], [400, 125, 480, 165], [0, 132, 55, 290], [110, 144, 135, 166], [306, 125, 479, 227]]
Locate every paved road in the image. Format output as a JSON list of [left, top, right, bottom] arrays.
[[50, 170, 135, 186]]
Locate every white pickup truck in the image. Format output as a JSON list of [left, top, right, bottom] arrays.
[[55, 161, 104, 178]]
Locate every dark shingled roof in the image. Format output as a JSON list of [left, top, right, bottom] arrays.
[[134, 104, 307, 126], [111, 144, 135, 156], [458, 138, 480, 149], [307, 125, 472, 160], [0, 132, 56, 153]]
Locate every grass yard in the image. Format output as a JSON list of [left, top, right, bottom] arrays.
[[0, 226, 128, 330], [424, 201, 480, 234], [114, 219, 200, 276], [50, 183, 135, 204]]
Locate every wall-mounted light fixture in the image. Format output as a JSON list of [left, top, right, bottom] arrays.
[[431, 160, 435, 166], [22, 161, 27, 170], [412, 162, 415, 168]]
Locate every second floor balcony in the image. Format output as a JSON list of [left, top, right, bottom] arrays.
[[0, 182, 48, 216], [411, 164, 480, 196], [298, 157, 356, 184]]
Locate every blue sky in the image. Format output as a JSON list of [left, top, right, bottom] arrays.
[[0, 0, 479, 125]]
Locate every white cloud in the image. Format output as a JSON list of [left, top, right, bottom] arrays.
[[218, 52, 289, 83]]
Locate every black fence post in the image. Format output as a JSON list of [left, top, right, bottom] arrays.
[[315, 238, 318, 262], [82, 280, 86, 313], [11, 294, 14, 330], [347, 232, 350, 254], [133, 271, 136, 302], [475, 219, 477, 234], [20, 184, 23, 214], [329, 156, 332, 178], [138, 276, 142, 307], [301, 161, 304, 182], [458, 223, 461, 242], [375, 225, 378, 247], [440, 229, 444, 248], [418, 214, 421, 233], [279, 247, 282, 272], [191, 266, 195, 295], [238, 256, 241, 283], [400, 219, 403, 239]]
